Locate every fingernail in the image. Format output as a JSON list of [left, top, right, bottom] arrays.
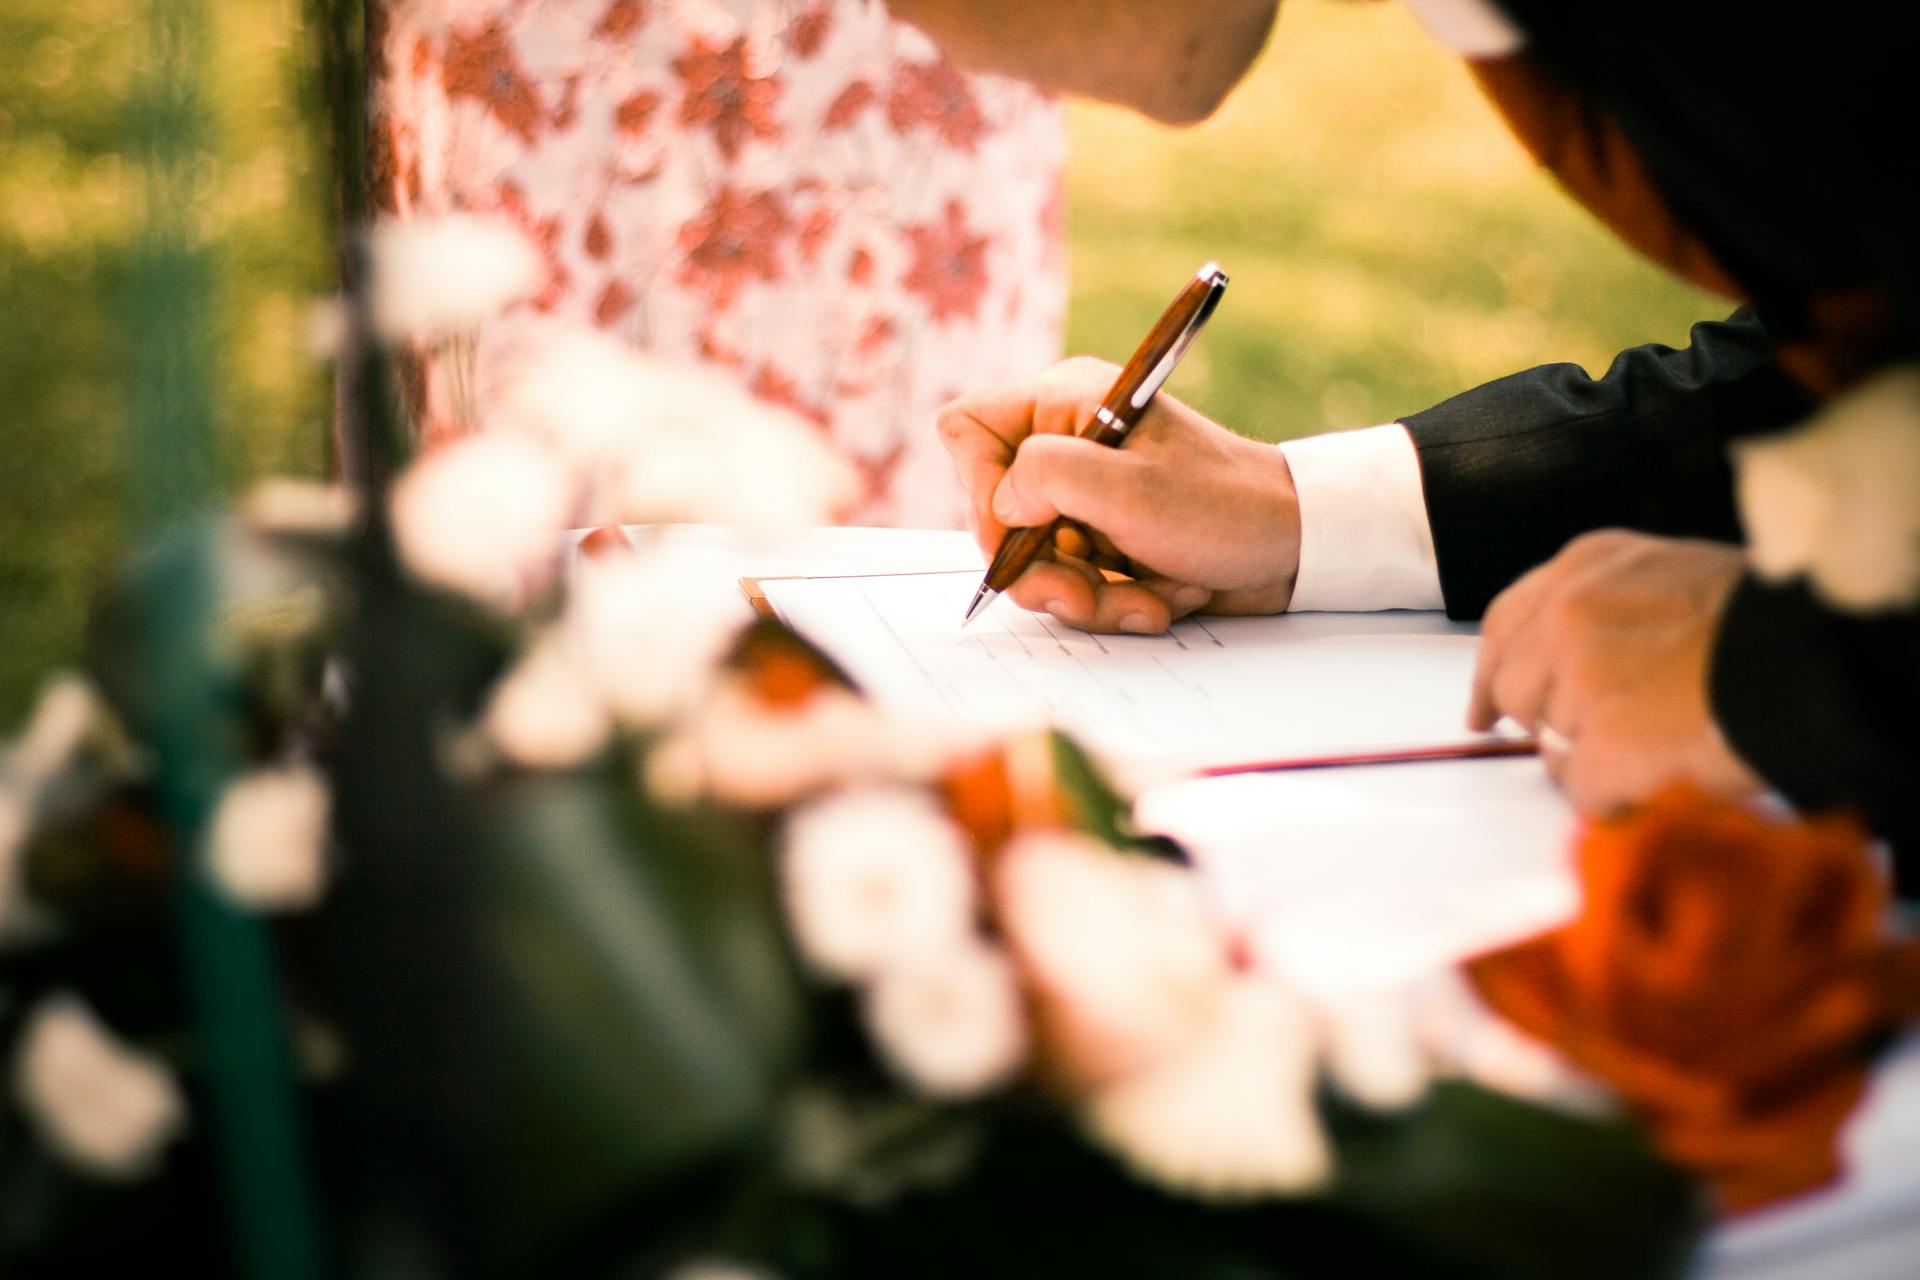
[[991, 478, 1019, 523], [1172, 586, 1209, 610], [1118, 613, 1156, 634]]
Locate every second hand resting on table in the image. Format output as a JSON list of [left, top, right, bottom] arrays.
[[936, 359, 1764, 817]]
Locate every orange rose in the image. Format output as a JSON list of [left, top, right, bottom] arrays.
[[1469, 785, 1920, 1212], [939, 731, 1072, 860], [727, 619, 851, 708]]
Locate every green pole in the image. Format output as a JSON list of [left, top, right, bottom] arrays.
[[126, 1, 323, 1274]]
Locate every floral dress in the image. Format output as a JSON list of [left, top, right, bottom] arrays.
[[370, 0, 1068, 528]]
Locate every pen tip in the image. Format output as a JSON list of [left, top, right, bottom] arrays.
[[961, 585, 996, 628]]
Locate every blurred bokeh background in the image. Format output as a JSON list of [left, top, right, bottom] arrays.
[[0, 0, 1721, 723]]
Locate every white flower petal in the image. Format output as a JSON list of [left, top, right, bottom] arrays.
[[370, 212, 542, 341], [1085, 978, 1331, 1201], [1734, 444, 1830, 581], [495, 328, 659, 461], [1, 786, 30, 928], [208, 763, 331, 912], [1412, 970, 1615, 1116], [996, 833, 1229, 1070], [780, 786, 975, 980], [650, 683, 898, 810], [304, 294, 347, 361], [620, 406, 856, 529], [484, 633, 613, 769], [663, 1259, 783, 1280], [13, 995, 188, 1180], [864, 940, 1028, 1098], [1735, 365, 1920, 611], [390, 430, 573, 608], [241, 477, 358, 540], [568, 550, 748, 726], [1317, 989, 1430, 1112], [4, 673, 99, 785], [642, 734, 705, 808]]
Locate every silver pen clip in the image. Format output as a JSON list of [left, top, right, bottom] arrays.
[[1130, 262, 1229, 412]]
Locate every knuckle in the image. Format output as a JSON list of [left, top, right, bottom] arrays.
[[1544, 589, 1591, 634], [1567, 529, 1620, 555], [1566, 528, 1639, 563]]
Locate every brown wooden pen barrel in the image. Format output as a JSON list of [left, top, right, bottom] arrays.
[[982, 521, 1060, 592]]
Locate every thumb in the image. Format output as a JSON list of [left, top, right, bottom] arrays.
[[989, 465, 1045, 527], [991, 434, 1132, 529]]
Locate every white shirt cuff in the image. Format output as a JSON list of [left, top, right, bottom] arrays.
[[1279, 424, 1446, 612]]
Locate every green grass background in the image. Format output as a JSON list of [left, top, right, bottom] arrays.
[[0, 0, 1721, 723], [1, 0, 332, 725], [1065, 0, 1721, 436]]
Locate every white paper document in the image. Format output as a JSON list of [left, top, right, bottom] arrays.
[[1134, 758, 1579, 996], [762, 569, 1515, 776]]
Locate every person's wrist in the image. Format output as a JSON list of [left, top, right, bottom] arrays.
[[1217, 432, 1299, 613], [1265, 443, 1301, 607]]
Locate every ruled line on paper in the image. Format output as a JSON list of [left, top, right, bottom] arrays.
[[763, 571, 1516, 774]]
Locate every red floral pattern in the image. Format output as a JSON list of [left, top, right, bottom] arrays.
[[751, 362, 827, 427], [594, 278, 636, 325], [888, 58, 986, 153], [673, 34, 783, 161], [442, 21, 544, 144], [822, 79, 876, 131], [583, 212, 613, 260], [370, 0, 1065, 527], [593, 0, 646, 42], [798, 205, 836, 265], [904, 199, 991, 323], [676, 185, 792, 308], [614, 88, 661, 136], [788, 4, 833, 59]]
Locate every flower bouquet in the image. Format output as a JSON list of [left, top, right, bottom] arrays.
[[1, 550, 1710, 1277]]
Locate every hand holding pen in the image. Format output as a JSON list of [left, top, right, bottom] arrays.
[[941, 264, 1303, 634], [962, 264, 1228, 626]]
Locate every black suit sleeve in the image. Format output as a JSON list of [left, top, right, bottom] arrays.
[[1398, 309, 1919, 886], [1399, 309, 1813, 620]]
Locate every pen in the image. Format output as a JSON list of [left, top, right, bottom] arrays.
[[961, 262, 1229, 627]]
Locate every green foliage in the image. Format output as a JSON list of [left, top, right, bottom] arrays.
[[1047, 729, 1184, 861], [724, 1080, 1699, 1280], [487, 764, 809, 1254], [1063, 0, 1723, 442], [0, 0, 331, 724], [1327, 1082, 1704, 1280]]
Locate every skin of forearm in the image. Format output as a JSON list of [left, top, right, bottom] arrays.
[[886, 0, 1280, 125]]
